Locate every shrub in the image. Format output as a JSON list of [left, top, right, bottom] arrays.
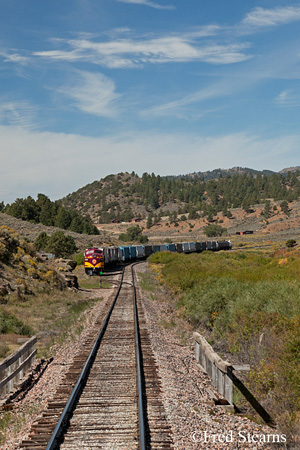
[[286, 239, 296, 248], [204, 224, 227, 237], [0, 311, 32, 335], [0, 226, 20, 262], [0, 343, 9, 359], [119, 226, 148, 243], [72, 252, 85, 265]]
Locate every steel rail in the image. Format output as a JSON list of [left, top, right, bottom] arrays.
[[132, 264, 147, 450], [45, 267, 125, 450]]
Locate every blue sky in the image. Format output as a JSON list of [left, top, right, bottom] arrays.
[[1, 0, 300, 202]]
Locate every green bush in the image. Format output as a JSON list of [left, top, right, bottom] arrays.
[[119, 226, 148, 244], [45, 231, 77, 258], [286, 239, 296, 248], [0, 311, 33, 335], [35, 231, 49, 251], [0, 226, 20, 262], [72, 252, 85, 265], [204, 224, 227, 237]]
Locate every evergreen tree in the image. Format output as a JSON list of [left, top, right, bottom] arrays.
[[35, 232, 49, 251], [46, 231, 77, 257], [280, 200, 290, 216], [55, 206, 72, 229], [146, 213, 153, 229]]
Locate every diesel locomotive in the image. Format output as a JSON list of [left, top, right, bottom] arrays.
[[84, 247, 104, 275]]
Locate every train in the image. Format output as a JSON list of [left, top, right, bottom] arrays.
[[84, 240, 232, 275]]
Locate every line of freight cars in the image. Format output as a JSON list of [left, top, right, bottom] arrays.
[[84, 240, 232, 276]]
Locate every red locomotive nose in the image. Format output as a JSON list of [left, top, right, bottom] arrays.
[[92, 259, 97, 265]]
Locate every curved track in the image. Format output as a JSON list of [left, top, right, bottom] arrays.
[[20, 264, 173, 450]]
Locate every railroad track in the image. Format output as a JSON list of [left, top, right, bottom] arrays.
[[20, 264, 173, 450]]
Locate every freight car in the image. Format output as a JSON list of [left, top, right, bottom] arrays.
[[84, 240, 231, 275]]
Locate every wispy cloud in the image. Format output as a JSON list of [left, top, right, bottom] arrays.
[[242, 6, 300, 28], [0, 101, 38, 129], [142, 68, 255, 118], [274, 89, 300, 107], [143, 86, 222, 118], [0, 51, 28, 64], [58, 71, 122, 117], [115, 0, 175, 10], [33, 29, 250, 68]]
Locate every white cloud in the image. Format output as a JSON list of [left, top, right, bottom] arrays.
[[58, 71, 122, 117], [33, 49, 81, 62], [242, 6, 300, 28], [115, 0, 174, 10], [33, 32, 250, 68], [1, 126, 299, 203]]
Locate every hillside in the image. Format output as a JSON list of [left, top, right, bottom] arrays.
[[61, 168, 300, 224], [184, 166, 276, 180], [0, 224, 99, 361], [0, 213, 113, 251]]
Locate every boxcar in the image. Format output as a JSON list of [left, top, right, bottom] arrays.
[[159, 245, 168, 252], [144, 245, 153, 257], [120, 246, 130, 261], [129, 246, 137, 260], [207, 241, 218, 251], [188, 242, 196, 253], [166, 243, 176, 252], [182, 242, 190, 253], [136, 245, 145, 259], [104, 247, 111, 264], [152, 245, 161, 253], [195, 242, 202, 252], [176, 243, 183, 253]]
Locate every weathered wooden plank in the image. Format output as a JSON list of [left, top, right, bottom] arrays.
[[0, 349, 37, 390], [0, 336, 37, 372]]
